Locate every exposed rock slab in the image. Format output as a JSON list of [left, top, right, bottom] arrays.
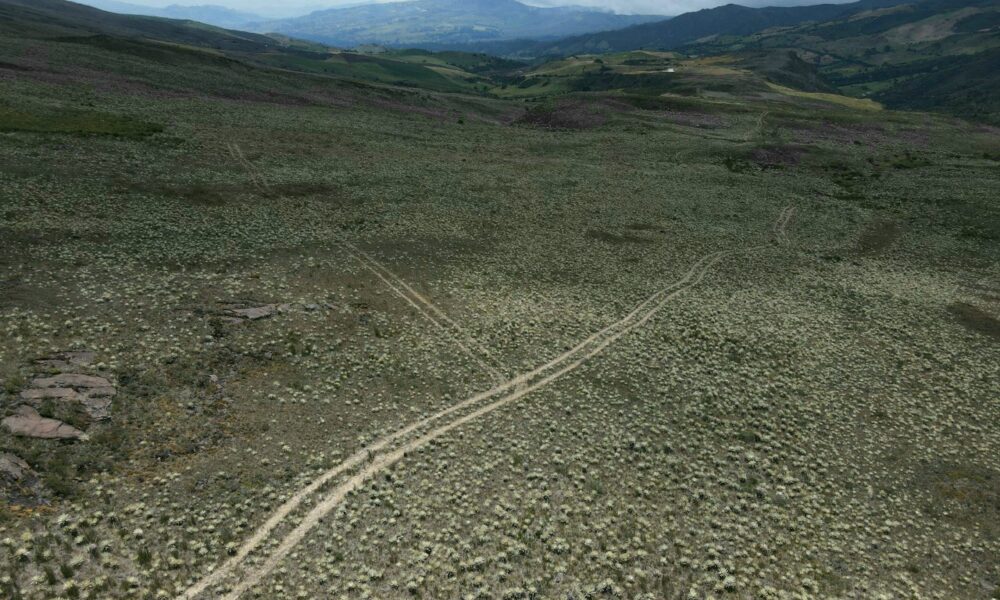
[[34, 351, 96, 372], [32, 373, 114, 390], [19, 388, 112, 421], [20, 387, 82, 402], [2, 406, 87, 440], [22, 390, 115, 419], [227, 304, 288, 321]]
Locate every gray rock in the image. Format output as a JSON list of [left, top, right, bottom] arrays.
[[2, 406, 87, 440]]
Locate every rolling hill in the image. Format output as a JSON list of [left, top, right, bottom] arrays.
[[250, 0, 664, 48], [0, 0, 525, 94]]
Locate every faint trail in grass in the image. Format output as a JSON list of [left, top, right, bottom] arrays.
[[225, 143, 271, 194], [224, 140, 505, 382], [179, 207, 797, 600], [336, 240, 506, 383], [773, 205, 796, 245], [747, 110, 769, 142]]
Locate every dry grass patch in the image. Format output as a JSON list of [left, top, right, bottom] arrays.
[[856, 219, 901, 255], [948, 302, 1000, 340]]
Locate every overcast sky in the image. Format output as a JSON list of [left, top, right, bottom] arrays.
[[95, 0, 852, 18]]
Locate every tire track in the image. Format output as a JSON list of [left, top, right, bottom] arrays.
[[336, 239, 506, 383], [179, 208, 795, 600], [224, 141, 504, 382], [773, 205, 796, 245], [226, 143, 271, 194]]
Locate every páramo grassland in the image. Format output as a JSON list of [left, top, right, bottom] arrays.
[[0, 3, 998, 600]]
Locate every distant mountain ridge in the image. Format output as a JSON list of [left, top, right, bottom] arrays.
[[76, 0, 261, 29], [251, 0, 664, 48], [443, 0, 913, 57]]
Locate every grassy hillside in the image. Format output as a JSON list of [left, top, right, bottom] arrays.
[[0, 0, 527, 95], [1, 1, 998, 600], [682, 0, 1000, 123], [454, 0, 903, 59]]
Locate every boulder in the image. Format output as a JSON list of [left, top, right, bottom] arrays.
[[2, 406, 87, 440]]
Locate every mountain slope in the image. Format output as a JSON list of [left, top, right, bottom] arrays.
[[76, 0, 262, 29], [252, 0, 663, 48], [0, 0, 523, 94], [0, 0, 276, 51], [482, 0, 906, 58], [681, 0, 1000, 123]]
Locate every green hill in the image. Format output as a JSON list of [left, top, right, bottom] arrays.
[[682, 0, 1000, 124], [453, 0, 906, 59], [0, 0, 524, 95]]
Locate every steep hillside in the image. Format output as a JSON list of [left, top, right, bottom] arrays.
[[251, 0, 662, 47]]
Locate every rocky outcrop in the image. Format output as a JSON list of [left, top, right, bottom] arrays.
[[33, 351, 96, 372], [22, 373, 116, 421], [2, 406, 87, 440], [0, 452, 46, 506], [220, 303, 291, 324]]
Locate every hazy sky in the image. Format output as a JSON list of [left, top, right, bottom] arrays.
[[97, 0, 851, 17]]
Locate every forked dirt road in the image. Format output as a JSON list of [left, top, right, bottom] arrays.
[[179, 207, 797, 599]]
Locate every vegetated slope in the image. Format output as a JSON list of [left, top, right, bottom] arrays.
[[250, 0, 663, 47], [75, 0, 263, 29], [468, 0, 904, 59], [683, 0, 1000, 123], [0, 0, 277, 52], [1, 0, 999, 597], [0, 0, 522, 94]]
